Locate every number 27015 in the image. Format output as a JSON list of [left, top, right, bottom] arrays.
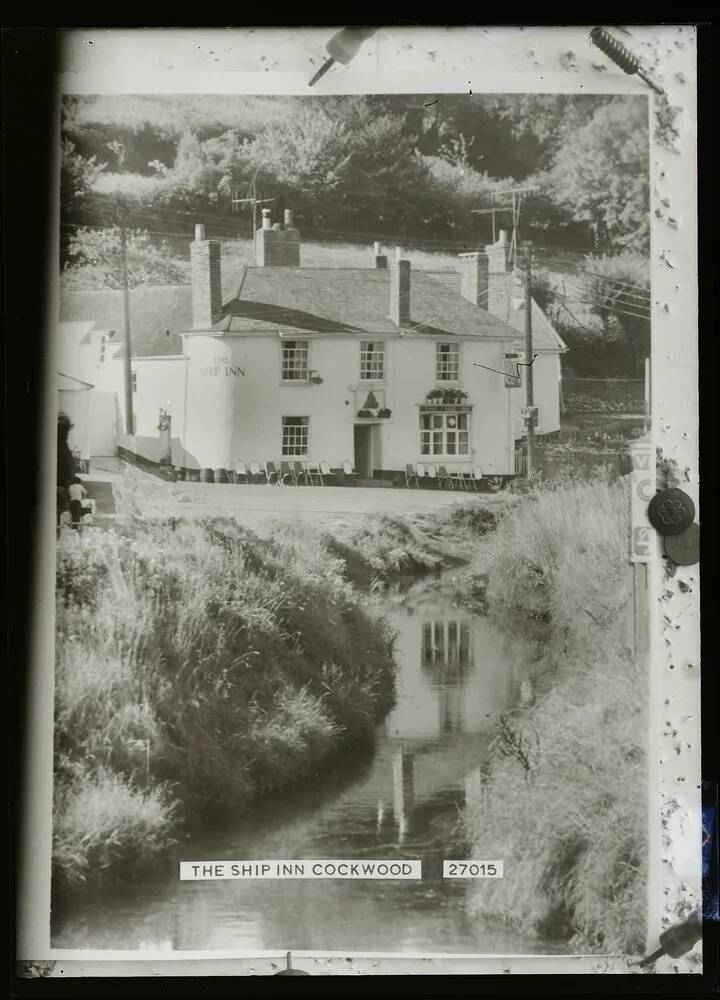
[[443, 861, 504, 878]]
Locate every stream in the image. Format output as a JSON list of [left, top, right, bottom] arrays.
[[53, 569, 562, 955]]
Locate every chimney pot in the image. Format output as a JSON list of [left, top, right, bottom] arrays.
[[395, 246, 404, 261], [195, 223, 206, 241], [373, 241, 382, 255], [485, 235, 509, 275], [256, 207, 300, 266]]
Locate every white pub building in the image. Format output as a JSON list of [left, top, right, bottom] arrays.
[[59, 212, 565, 481]]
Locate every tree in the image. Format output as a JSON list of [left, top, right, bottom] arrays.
[[582, 253, 650, 376], [246, 100, 442, 233], [548, 99, 650, 253], [150, 129, 254, 208], [61, 139, 107, 210], [62, 226, 188, 291]]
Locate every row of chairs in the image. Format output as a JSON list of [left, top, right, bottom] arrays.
[[405, 463, 483, 491], [233, 460, 357, 486]]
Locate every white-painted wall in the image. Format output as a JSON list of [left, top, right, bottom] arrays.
[[106, 331, 524, 475], [179, 331, 517, 475]]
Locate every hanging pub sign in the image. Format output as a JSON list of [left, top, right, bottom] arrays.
[[504, 353, 521, 389]]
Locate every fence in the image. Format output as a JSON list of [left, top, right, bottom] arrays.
[[562, 377, 646, 415], [515, 440, 628, 481]]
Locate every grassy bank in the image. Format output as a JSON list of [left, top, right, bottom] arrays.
[[463, 478, 647, 954], [53, 518, 395, 892], [319, 514, 445, 588]]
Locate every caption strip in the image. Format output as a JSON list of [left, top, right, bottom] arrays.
[[181, 860, 503, 880]]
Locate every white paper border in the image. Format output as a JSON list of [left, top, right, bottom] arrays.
[[17, 24, 700, 977]]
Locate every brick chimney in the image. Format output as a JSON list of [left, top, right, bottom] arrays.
[[390, 247, 411, 328], [485, 229, 510, 274], [458, 251, 490, 308], [190, 224, 223, 329], [373, 240, 388, 269], [256, 207, 300, 267]]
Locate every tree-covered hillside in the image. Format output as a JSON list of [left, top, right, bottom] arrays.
[[62, 93, 650, 254]]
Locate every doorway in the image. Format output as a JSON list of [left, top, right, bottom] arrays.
[[354, 424, 373, 478]]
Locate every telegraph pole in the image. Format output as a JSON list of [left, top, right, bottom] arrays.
[[524, 242, 536, 476], [117, 197, 134, 435]]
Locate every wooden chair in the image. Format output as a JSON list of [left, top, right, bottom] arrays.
[[425, 463, 439, 488], [342, 460, 358, 484], [247, 460, 262, 484], [318, 461, 332, 485], [303, 462, 320, 486], [414, 462, 426, 488], [467, 466, 483, 491], [235, 461, 249, 484], [280, 461, 296, 485], [449, 467, 467, 490], [265, 461, 281, 486], [437, 465, 452, 489], [405, 464, 417, 488], [293, 461, 307, 485]]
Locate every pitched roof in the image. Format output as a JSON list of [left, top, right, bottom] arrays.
[[58, 371, 94, 390], [58, 265, 534, 357], [211, 266, 517, 340], [425, 270, 567, 352], [59, 285, 192, 358]]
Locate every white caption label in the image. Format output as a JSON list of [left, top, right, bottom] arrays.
[[180, 860, 422, 880], [443, 861, 504, 878]]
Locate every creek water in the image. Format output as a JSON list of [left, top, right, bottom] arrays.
[[53, 570, 560, 955]]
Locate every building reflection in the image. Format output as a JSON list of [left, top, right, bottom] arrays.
[[421, 617, 473, 735]]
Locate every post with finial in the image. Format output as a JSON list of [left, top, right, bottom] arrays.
[[273, 950, 310, 976]]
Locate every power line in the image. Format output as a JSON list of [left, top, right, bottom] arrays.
[[536, 255, 650, 295]]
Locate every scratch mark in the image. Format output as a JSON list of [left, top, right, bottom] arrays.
[[473, 354, 538, 380]]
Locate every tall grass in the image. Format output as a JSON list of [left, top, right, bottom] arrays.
[[463, 478, 647, 953], [54, 518, 395, 890]]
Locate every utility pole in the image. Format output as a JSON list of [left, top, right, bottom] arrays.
[[117, 197, 134, 435], [524, 242, 536, 476]]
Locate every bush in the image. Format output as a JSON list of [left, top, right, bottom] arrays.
[[53, 768, 178, 890], [54, 518, 396, 889], [463, 479, 647, 953]]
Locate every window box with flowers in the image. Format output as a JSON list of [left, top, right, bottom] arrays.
[[425, 388, 469, 407]]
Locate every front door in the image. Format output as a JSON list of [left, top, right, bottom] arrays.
[[354, 425, 372, 478]]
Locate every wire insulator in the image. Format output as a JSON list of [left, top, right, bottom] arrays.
[[590, 26, 640, 75]]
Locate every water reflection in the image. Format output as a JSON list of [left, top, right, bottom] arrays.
[[53, 572, 552, 955]]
